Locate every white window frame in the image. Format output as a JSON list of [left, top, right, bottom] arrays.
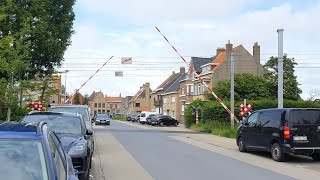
[[171, 96, 176, 103], [164, 98, 167, 104]]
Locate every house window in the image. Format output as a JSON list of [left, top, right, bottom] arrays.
[[102, 103, 105, 108], [181, 88, 185, 95], [102, 110, 106, 113], [198, 84, 201, 95], [94, 103, 97, 108], [98, 103, 101, 108], [164, 98, 167, 104], [186, 86, 190, 95], [135, 103, 140, 107], [171, 96, 176, 103], [191, 85, 194, 95], [181, 105, 185, 115]]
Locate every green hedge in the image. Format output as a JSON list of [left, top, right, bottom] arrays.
[[184, 99, 320, 128]]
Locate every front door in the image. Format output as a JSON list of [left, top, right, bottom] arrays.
[[244, 112, 259, 148]]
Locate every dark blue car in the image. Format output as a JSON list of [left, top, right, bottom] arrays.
[[0, 121, 79, 180]]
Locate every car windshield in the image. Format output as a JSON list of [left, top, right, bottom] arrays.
[[50, 107, 89, 121], [140, 113, 146, 117], [289, 110, 320, 125], [22, 115, 83, 135], [0, 140, 48, 180], [96, 114, 109, 119]]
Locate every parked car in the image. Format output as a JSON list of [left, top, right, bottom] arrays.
[[131, 114, 140, 122], [140, 111, 158, 124], [127, 114, 132, 121], [237, 108, 320, 162], [151, 115, 179, 126], [95, 114, 110, 125], [0, 121, 79, 180], [146, 114, 158, 125], [49, 105, 93, 130], [21, 112, 94, 180]]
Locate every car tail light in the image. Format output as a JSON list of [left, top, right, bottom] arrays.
[[284, 126, 290, 139]]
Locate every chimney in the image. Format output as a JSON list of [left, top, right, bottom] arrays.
[[119, 93, 121, 97], [253, 42, 260, 63], [180, 67, 185, 74], [172, 71, 175, 75], [216, 47, 226, 56], [146, 82, 150, 87], [226, 40, 233, 61]]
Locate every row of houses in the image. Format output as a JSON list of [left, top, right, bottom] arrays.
[[88, 41, 265, 122]]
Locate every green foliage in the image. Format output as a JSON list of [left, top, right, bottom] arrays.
[[83, 94, 89, 105], [73, 92, 81, 105], [112, 116, 126, 121], [0, 0, 76, 78], [264, 55, 302, 100], [184, 99, 204, 128], [190, 121, 237, 139], [207, 73, 271, 102]]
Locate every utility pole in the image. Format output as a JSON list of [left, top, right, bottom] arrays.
[[277, 29, 284, 108], [230, 53, 235, 128]]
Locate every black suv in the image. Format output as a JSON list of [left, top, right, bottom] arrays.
[[237, 108, 320, 162], [21, 112, 94, 180]]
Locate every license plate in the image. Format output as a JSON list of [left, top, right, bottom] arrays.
[[293, 136, 308, 141]]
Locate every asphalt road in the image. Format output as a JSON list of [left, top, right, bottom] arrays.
[[91, 121, 296, 180]]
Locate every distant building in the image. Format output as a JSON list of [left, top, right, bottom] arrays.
[[129, 83, 152, 114], [88, 91, 125, 116]]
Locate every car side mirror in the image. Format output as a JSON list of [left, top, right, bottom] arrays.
[[243, 120, 249, 126], [86, 129, 93, 136]]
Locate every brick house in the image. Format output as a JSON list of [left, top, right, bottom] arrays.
[[88, 91, 125, 116], [150, 67, 186, 114], [184, 41, 265, 102], [162, 73, 187, 121], [129, 83, 152, 114]]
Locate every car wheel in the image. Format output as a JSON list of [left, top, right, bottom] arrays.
[[310, 153, 320, 161], [160, 122, 164, 127], [271, 142, 286, 162], [174, 122, 178, 126], [238, 137, 247, 152]]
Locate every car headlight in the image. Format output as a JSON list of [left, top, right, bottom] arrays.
[[68, 143, 86, 156], [96, 119, 100, 121]]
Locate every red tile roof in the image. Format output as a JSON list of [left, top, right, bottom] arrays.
[[212, 46, 238, 72]]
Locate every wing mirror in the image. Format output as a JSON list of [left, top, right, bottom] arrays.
[[243, 120, 249, 126], [86, 129, 94, 136]]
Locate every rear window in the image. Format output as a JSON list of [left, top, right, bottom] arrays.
[[96, 114, 109, 119], [50, 107, 89, 121], [289, 110, 320, 125]]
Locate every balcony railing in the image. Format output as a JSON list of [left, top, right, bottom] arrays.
[[154, 100, 163, 106]]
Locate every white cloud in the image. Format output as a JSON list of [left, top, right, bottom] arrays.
[[62, 1, 320, 99]]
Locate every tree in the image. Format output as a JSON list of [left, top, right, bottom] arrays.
[[206, 73, 271, 102], [263, 55, 302, 100], [73, 92, 81, 105], [83, 94, 89, 105], [0, 0, 76, 78], [308, 88, 320, 101]]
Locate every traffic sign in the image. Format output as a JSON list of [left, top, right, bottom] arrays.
[[238, 102, 253, 116]]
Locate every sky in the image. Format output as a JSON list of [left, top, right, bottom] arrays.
[[60, 0, 320, 100]]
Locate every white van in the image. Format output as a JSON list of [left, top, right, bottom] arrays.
[[139, 111, 158, 124]]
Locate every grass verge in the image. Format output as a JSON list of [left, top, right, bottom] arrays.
[[190, 121, 237, 139], [112, 116, 126, 121]]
